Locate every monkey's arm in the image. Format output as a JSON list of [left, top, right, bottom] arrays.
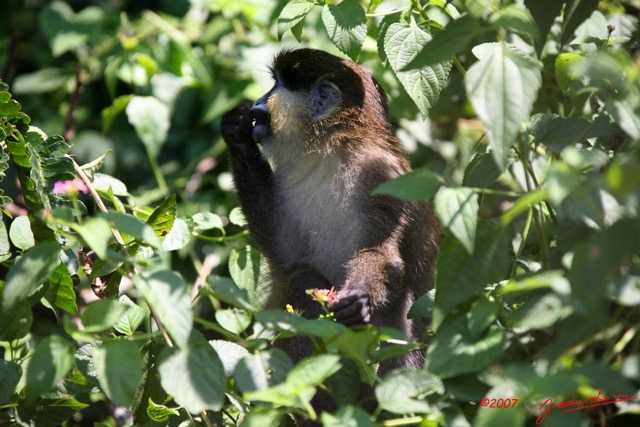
[[331, 243, 404, 325], [221, 105, 278, 257]]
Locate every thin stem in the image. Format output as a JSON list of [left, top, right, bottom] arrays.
[[453, 56, 467, 75], [147, 150, 170, 195], [381, 416, 424, 426], [366, 5, 410, 17], [509, 208, 533, 277]]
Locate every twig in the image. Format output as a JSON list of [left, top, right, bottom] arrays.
[[64, 65, 83, 142]]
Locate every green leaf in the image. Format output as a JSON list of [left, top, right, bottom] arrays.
[[465, 43, 542, 170], [81, 299, 126, 333], [0, 360, 21, 405], [229, 245, 270, 307], [72, 217, 112, 259], [0, 303, 32, 342], [524, 0, 565, 55], [1, 241, 61, 315], [207, 275, 257, 311], [373, 169, 442, 200], [134, 270, 193, 348], [404, 15, 486, 69], [146, 194, 177, 238], [234, 349, 293, 393], [114, 295, 146, 336], [321, 405, 373, 427], [384, 20, 452, 118], [162, 218, 191, 251], [0, 220, 9, 262], [277, 0, 315, 41], [425, 314, 505, 378], [408, 289, 435, 319], [93, 339, 144, 407], [257, 310, 345, 340], [560, 0, 598, 46], [158, 338, 226, 413], [434, 187, 478, 255], [489, 4, 539, 40], [215, 308, 252, 334], [568, 219, 640, 312], [45, 263, 78, 314], [99, 212, 160, 248], [530, 113, 614, 150], [433, 224, 511, 328], [147, 398, 179, 423], [463, 151, 504, 188], [286, 354, 341, 392], [229, 207, 247, 227], [321, 0, 367, 60], [191, 211, 224, 232], [375, 369, 444, 414], [9, 215, 34, 250], [467, 296, 501, 338], [239, 405, 284, 427], [209, 340, 250, 377], [508, 292, 572, 329], [125, 96, 170, 158], [25, 335, 75, 403], [92, 172, 128, 196], [11, 68, 71, 94], [102, 95, 133, 132]]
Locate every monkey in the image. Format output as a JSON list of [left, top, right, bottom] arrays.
[[221, 48, 441, 418]]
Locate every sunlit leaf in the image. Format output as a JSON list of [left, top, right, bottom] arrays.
[[434, 187, 478, 255], [465, 42, 542, 170], [25, 335, 75, 403], [321, 0, 366, 60], [93, 339, 144, 407]]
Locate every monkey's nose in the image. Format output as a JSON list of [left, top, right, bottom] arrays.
[[250, 106, 270, 128]]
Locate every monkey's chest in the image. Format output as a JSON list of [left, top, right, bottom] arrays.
[[276, 177, 363, 284]]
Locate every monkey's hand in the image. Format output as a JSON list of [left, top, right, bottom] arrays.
[[221, 104, 257, 157], [330, 290, 371, 326]]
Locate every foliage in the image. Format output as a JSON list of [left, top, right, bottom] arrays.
[[1, 0, 639, 426]]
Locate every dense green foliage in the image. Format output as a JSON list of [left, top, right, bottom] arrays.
[[1, 0, 639, 426]]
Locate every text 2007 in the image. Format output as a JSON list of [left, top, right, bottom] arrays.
[[480, 398, 519, 408]]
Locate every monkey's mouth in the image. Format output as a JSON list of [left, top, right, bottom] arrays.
[[250, 107, 271, 142]]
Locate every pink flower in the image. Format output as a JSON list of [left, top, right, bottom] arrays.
[[53, 178, 89, 196], [307, 287, 339, 307]]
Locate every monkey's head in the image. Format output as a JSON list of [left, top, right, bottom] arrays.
[[250, 49, 390, 151]]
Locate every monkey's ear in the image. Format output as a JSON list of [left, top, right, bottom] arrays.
[[309, 81, 341, 120]]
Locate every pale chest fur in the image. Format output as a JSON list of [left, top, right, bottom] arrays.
[[273, 154, 364, 285]]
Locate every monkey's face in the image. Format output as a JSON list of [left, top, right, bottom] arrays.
[[249, 49, 376, 150], [250, 79, 342, 146]]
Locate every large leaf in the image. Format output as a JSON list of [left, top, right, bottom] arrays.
[[465, 42, 542, 170], [146, 194, 177, 238], [234, 349, 293, 393], [375, 369, 444, 414], [560, 0, 599, 46], [229, 245, 270, 308], [373, 169, 442, 200], [25, 335, 75, 403], [45, 262, 77, 314], [321, 0, 367, 60], [158, 338, 226, 413], [433, 224, 511, 328], [425, 313, 506, 378], [524, 0, 566, 55], [72, 217, 112, 259], [434, 187, 478, 255], [404, 15, 486, 69], [0, 360, 21, 405], [384, 20, 452, 118], [134, 270, 193, 348], [277, 0, 315, 41], [1, 241, 61, 315], [125, 96, 170, 158], [81, 299, 126, 333], [93, 339, 144, 407]]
